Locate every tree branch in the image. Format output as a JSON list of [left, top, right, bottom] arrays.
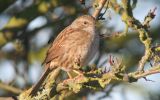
[[0, 82, 22, 94], [92, 0, 108, 19], [109, 0, 155, 72]]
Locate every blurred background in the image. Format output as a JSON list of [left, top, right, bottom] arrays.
[[0, 0, 160, 100]]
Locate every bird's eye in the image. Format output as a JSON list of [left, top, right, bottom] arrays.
[[84, 21, 87, 25]]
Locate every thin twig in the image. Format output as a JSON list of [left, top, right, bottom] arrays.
[[92, 0, 108, 19], [130, 65, 160, 79], [0, 82, 22, 94]]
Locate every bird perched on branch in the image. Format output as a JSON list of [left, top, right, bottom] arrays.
[[30, 15, 99, 96]]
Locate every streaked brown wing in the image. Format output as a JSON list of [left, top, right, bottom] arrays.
[[44, 26, 73, 64], [44, 27, 91, 66]]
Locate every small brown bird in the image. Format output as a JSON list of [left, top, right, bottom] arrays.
[[30, 15, 99, 95]]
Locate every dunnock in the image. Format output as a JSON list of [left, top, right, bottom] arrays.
[[30, 15, 99, 95]]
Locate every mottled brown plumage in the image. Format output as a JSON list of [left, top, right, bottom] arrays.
[[44, 15, 98, 71], [30, 15, 99, 95]]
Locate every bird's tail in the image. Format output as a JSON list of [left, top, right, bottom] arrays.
[[29, 65, 61, 96]]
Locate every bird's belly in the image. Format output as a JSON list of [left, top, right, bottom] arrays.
[[83, 34, 99, 66]]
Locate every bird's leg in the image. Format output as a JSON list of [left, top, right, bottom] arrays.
[[66, 69, 83, 79], [67, 71, 73, 79], [73, 70, 83, 76], [72, 63, 83, 75]]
